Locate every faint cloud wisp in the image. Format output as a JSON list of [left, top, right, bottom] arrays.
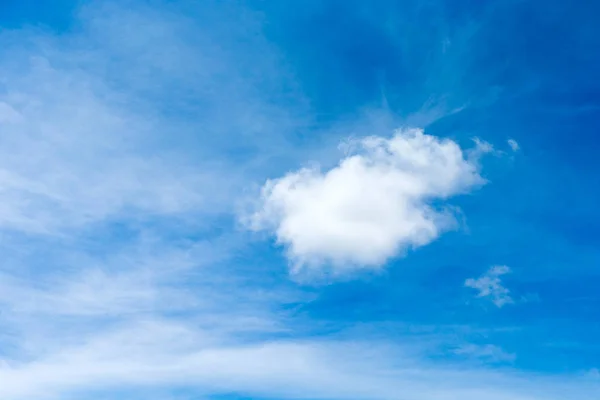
[[465, 265, 514, 308]]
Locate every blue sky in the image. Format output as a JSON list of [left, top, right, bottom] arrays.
[[0, 0, 599, 399]]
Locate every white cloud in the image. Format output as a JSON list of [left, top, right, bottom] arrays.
[[0, 52, 210, 234], [1, 317, 597, 400], [465, 265, 514, 308], [0, 0, 306, 235], [0, 237, 597, 400], [247, 128, 490, 273], [508, 139, 520, 151]]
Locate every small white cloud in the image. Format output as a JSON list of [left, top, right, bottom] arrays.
[[247, 128, 490, 273], [507, 139, 520, 152], [465, 265, 513, 308]]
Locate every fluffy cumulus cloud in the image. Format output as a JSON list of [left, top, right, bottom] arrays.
[[465, 265, 514, 308], [248, 128, 490, 272]]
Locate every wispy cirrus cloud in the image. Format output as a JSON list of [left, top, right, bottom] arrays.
[[0, 269, 596, 400], [0, 0, 309, 236]]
